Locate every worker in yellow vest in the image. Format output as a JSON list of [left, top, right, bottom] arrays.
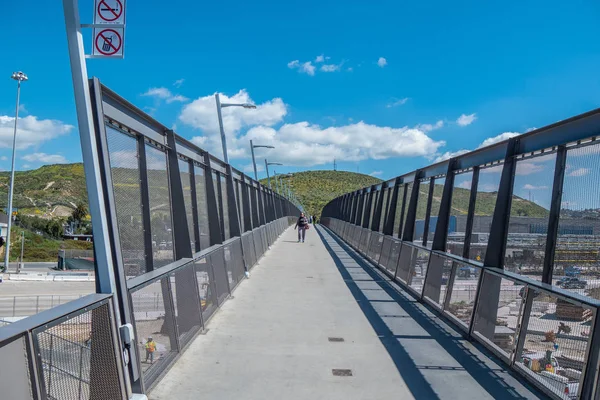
[[145, 337, 157, 364]]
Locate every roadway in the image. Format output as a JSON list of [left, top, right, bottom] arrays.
[[149, 226, 542, 400]]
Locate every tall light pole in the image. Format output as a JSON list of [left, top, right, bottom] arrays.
[[4, 71, 28, 271], [250, 140, 274, 181], [215, 93, 256, 164], [264, 159, 282, 189]]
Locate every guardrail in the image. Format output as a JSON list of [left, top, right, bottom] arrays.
[[0, 293, 127, 399]]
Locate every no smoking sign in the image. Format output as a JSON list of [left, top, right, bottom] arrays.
[[94, 0, 125, 24], [92, 0, 126, 58]]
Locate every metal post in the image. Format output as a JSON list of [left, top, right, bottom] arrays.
[[4, 78, 23, 272], [215, 93, 229, 164], [462, 167, 480, 259], [265, 159, 271, 188], [250, 140, 258, 181], [19, 231, 24, 272]]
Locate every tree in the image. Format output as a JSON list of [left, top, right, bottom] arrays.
[[72, 203, 88, 223]]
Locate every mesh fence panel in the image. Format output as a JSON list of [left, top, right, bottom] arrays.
[[505, 153, 555, 281], [423, 252, 453, 308], [445, 262, 481, 330], [470, 163, 503, 262], [378, 236, 392, 270], [427, 177, 445, 248], [194, 165, 210, 250], [408, 248, 431, 294], [105, 126, 146, 278], [178, 158, 196, 254], [146, 144, 175, 269], [34, 302, 124, 400], [448, 171, 473, 257], [220, 175, 230, 240], [210, 249, 230, 305], [0, 335, 33, 399], [130, 278, 177, 381], [170, 265, 202, 347], [556, 142, 600, 300], [224, 240, 246, 291], [194, 257, 217, 323]]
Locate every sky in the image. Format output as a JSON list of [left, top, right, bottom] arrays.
[[1, 0, 600, 210]]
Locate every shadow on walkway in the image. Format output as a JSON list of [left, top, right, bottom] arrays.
[[316, 226, 543, 400]]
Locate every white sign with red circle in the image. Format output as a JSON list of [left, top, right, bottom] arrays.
[[93, 28, 123, 57], [94, 0, 126, 24]]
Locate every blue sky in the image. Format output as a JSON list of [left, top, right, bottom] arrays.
[[1, 0, 600, 195]]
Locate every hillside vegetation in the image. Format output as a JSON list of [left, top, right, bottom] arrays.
[[261, 170, 383, 218]]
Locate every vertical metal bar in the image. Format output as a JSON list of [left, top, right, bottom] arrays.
[[397, 184, 408, 238], [78, 346, 84, 399], [165, 130, 193, 260], [251, 185, 261, 228], [203, 154, 223, 246], [422, 177, 435, 246], [250, 140, 258, 181], [241, 176, 253, 232], [12, 297, 16, 317], [371, 186, 385, 231], [513, 287, 535, 362], [484, 138, 519, 268], [462, 167, 480, 259], [581, 308, 600, 399], [137, 136, 155, 272], [215, 173, 226, 241], [362, 188, 373, 228], [542, 145, 567, 284], [188, 161, 201, 252]]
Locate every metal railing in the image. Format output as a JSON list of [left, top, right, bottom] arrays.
[[0, 294, 126, 400], [321, 108, 600, 400]]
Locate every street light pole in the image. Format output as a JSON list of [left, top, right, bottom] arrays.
[[4, 72, 27, 271], [265, 159, 271, 188], [215, 93, 257, 165], [249, 140, 274, 181]]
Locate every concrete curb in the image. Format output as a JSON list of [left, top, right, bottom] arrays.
[[0, 274, 94, 282]]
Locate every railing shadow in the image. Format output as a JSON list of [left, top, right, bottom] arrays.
[[316, 226, 543, 400]]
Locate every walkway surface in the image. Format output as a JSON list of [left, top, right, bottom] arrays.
[[150, 226, 542, 400]]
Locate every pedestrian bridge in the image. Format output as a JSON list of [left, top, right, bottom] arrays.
[[1, 82, 600, 400]]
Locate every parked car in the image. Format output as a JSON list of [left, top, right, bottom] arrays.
[[521, 352, 580, 399], [565, 266, 582, 277], [559, 277, 586, 290]]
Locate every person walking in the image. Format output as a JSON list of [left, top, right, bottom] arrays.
[[295, 212, 309, 243]]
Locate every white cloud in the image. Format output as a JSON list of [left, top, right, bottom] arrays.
[[456, 113, 477, 127], [0, 156, 7, 161], [22, 153, 68, 164], [321, 64, 341, 72], [417, 120, 444, 133], [523, 184, 549, 190], [478, 132, 519, 149], [142, 87, 189, 103], [18, 104, 27, 114], [377, 57, 387, 68], [173, 79, 185, 88], [22, 164, 31, 170], [369, 171, 383, 177], [433, 149, 470, 163], [287, 60, 316, 76], [386, 98, 410, 108], [315, 55, 325, 63], [568, 167, 590, 177], [457, 180, 472, 189], [0, 115, 73, 150], [178, 90, 445, 167]]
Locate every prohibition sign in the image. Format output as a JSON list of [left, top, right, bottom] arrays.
[[95, 29, 122, 56], [97, 0, 123, 22]]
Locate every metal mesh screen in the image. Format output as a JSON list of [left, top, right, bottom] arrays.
[[105, 126, 146, 278], [423, 253, 453, 309], [194, 165, 210, 250], [194, 257, 217, 322], [408, 248, 430, 294], [242, 233, 257, 269], [505, 153, 555, 280], [170, 265, 202, 347], [414, 180, 430, 243], [179, 159, 196, 254], [146, 144, 175, 269], [34, 302, 124, 400], [378, 236, 392, 269], [130, 278, 177, 381], [220, 175, 230, 240], [514, 289, 593, 399], [448, 171, 473, 257], [210, 249, 230, 305], [556, 142, 600, 299], [0, 335, 33, 400], [426, 177, 445, 248], [470, 163, 503, 262], [397, 244, 416, 284], [445, 261, 481, 329], [224, 240, 245, 291], [473, 272, 526, 359]]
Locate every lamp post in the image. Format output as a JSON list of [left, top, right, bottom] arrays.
[[215, 93, 256, 164], [250, 140, 274, 181], [264, 159, 282, 189], [4, 71, 28, 271]]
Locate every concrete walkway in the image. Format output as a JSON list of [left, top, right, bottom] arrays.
[[149, 226, 542, 400]]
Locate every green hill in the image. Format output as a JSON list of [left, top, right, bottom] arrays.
[[261, 170, 383, 218], [0, 163, 88, 217]]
